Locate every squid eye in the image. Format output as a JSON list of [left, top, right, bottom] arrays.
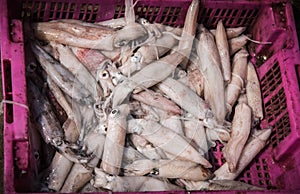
[[28, 62, 37, 72], [101, 124, 108, 132], [100, 70, 110, 79], [116, 40, 128, 47], [95, 103, 101, 110], [111, 109, 119, 116], [151, 168, 159, 175]]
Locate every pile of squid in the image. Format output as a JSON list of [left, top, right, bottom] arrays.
[[26, 0, 272, 192]]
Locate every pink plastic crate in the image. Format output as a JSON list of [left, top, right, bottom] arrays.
[[1, 0, 300, 193]]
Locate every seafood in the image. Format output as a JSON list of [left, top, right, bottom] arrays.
[[223, 102, 252, 172], [71, 47, 107, 77], [124, 159, 212, 181], [210, 26, 247, 39], [129, 133, 167, 160], [246, 61, 264, 122], [32, 22, 116, 51], [60, 164, 93, 192], [197, 25, 226, 124], [225, 48, 249, 114], [62, 118, 79, 144], [187, 68, 205, 97], [206, 127, 231, 147], [119, 26, 182, 76], [81, 130, 106, 168], [184, 118, 209, 156], [177, 0, 199, 67], [229, 34, 249, 55], [92, 168, 183, 192], [80, 182, 105, 192], [96, 64, 115, 97], [27, 2, 269, 190], [157, 77, 211, 121], [28, 80, 64, 147], [45, 153, 73, 191], [122, 146, 146, 167], [181, 179, 264, 190], [113, 0, 148, 48], [132, 90, 183, 115], [160, 115, 184, 135], [31, 42, 94, 105], [128, 119, 212, 168], [46, 77, 74, 119], [215, 20, 231, 83], [97, 18, 127, 29], [101, 104, 130, 175], [52, 43, 103, 100], [112, 50, 186, 107], [214, 128, 272, 180]]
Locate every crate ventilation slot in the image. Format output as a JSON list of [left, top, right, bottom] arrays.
[[209, 141, 225, 171], [114, 4, 125, 19], [78, 3, 99, 22], [264, 87, 287, 123], [21, 1, 100, 22], [198, 8, 259, 28], [159, 7, 181, 26], [49, 2, 76, 21], [269, 113, 290, 148], [114, 4, 179, 26], [136, 6, 161, 23], [3, 60, 14, 124], [239, 158, 273, 188], [21, 1, 47, 20], [261, 62, 282, 99], [260, 61, 291, 147]]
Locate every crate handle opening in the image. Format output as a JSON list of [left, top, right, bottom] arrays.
[[2, 59, 14, 124], [295, 64, 300, 91]]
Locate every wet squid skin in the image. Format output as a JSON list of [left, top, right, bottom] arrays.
[[92, 168, 183, 192], [27, 0, 272, 192], [101, 104, 130, 175], [28, 80, 64, 147], [196, 25, 226, 125], [127, 119, 212, 168], [223, 102, 252, 173], [112, 49, 187, 107], [124, 159, 213, 181], [31, 42, 94, 105]]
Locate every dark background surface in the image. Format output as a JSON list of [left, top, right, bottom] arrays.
[[0, 1, 300, 194]]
